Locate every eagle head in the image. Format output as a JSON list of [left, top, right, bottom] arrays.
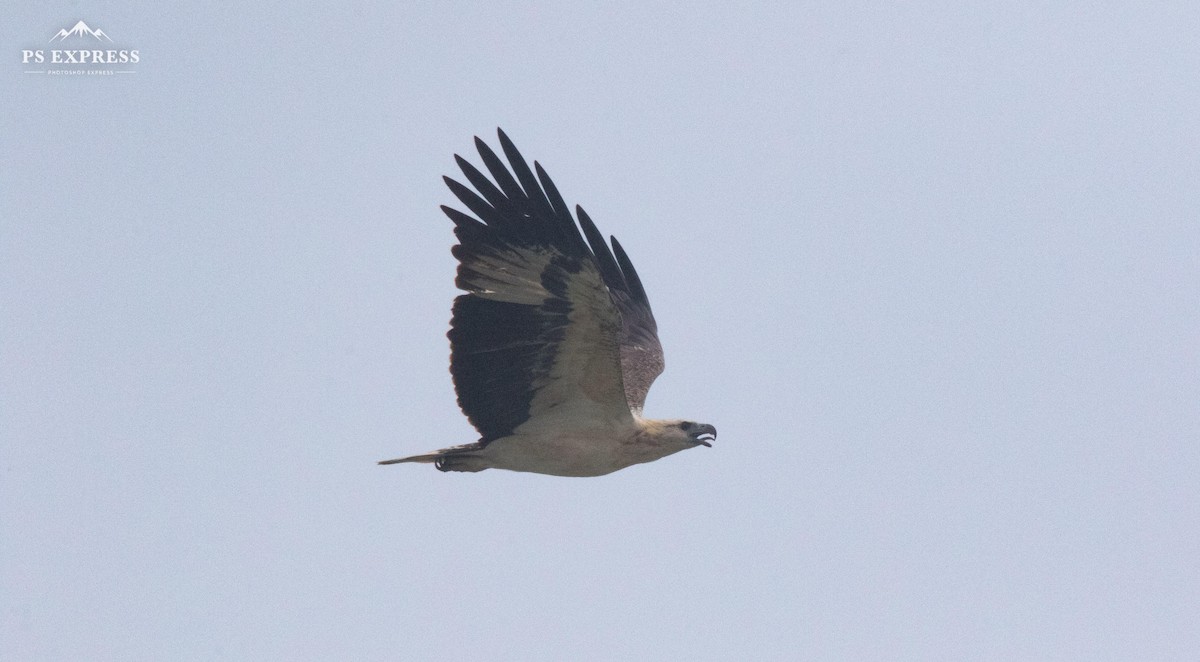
[[673, 420, 717, 448]]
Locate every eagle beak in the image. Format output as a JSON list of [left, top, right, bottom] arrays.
[[694, 424, 716, 447]]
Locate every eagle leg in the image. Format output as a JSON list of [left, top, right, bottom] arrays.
[[434, 453, 488, 472]]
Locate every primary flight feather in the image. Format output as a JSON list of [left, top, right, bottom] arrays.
[[379, 129, 716, 476]]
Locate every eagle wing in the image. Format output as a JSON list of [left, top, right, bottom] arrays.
[[574, 207, 664, 413], [444, 129, 665, 444]]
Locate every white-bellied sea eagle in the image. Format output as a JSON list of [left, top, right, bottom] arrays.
[[379, 129, 716, 476]]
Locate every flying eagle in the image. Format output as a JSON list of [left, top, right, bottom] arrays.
[[379, 129, 716, 476]]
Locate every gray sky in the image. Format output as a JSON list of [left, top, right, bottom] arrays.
[[3, 2, 1198, 660]]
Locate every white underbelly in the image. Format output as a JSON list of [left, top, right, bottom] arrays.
[[479, 432, 637, 477]]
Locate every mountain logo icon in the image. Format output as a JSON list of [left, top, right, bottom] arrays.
[[49, 20, 113, 43]]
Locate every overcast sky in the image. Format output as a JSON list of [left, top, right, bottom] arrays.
[[3, 2, 1198, 660]]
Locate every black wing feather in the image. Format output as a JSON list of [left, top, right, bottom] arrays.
[[473, 136, 528, 205], [576, 206, 626, 292], [443, 176, 504, 229], [611, 237, 651, 312], [453, 154, 512, 213], [534, 161, 590, 255]]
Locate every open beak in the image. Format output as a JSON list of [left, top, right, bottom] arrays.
[[694, 424, 717, 447]]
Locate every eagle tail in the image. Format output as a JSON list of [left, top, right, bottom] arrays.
[[377, 442, 489, 472], [377, 453, 440, 465]]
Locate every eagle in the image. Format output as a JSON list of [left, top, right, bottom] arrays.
[[379, 129, 716, 476]]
